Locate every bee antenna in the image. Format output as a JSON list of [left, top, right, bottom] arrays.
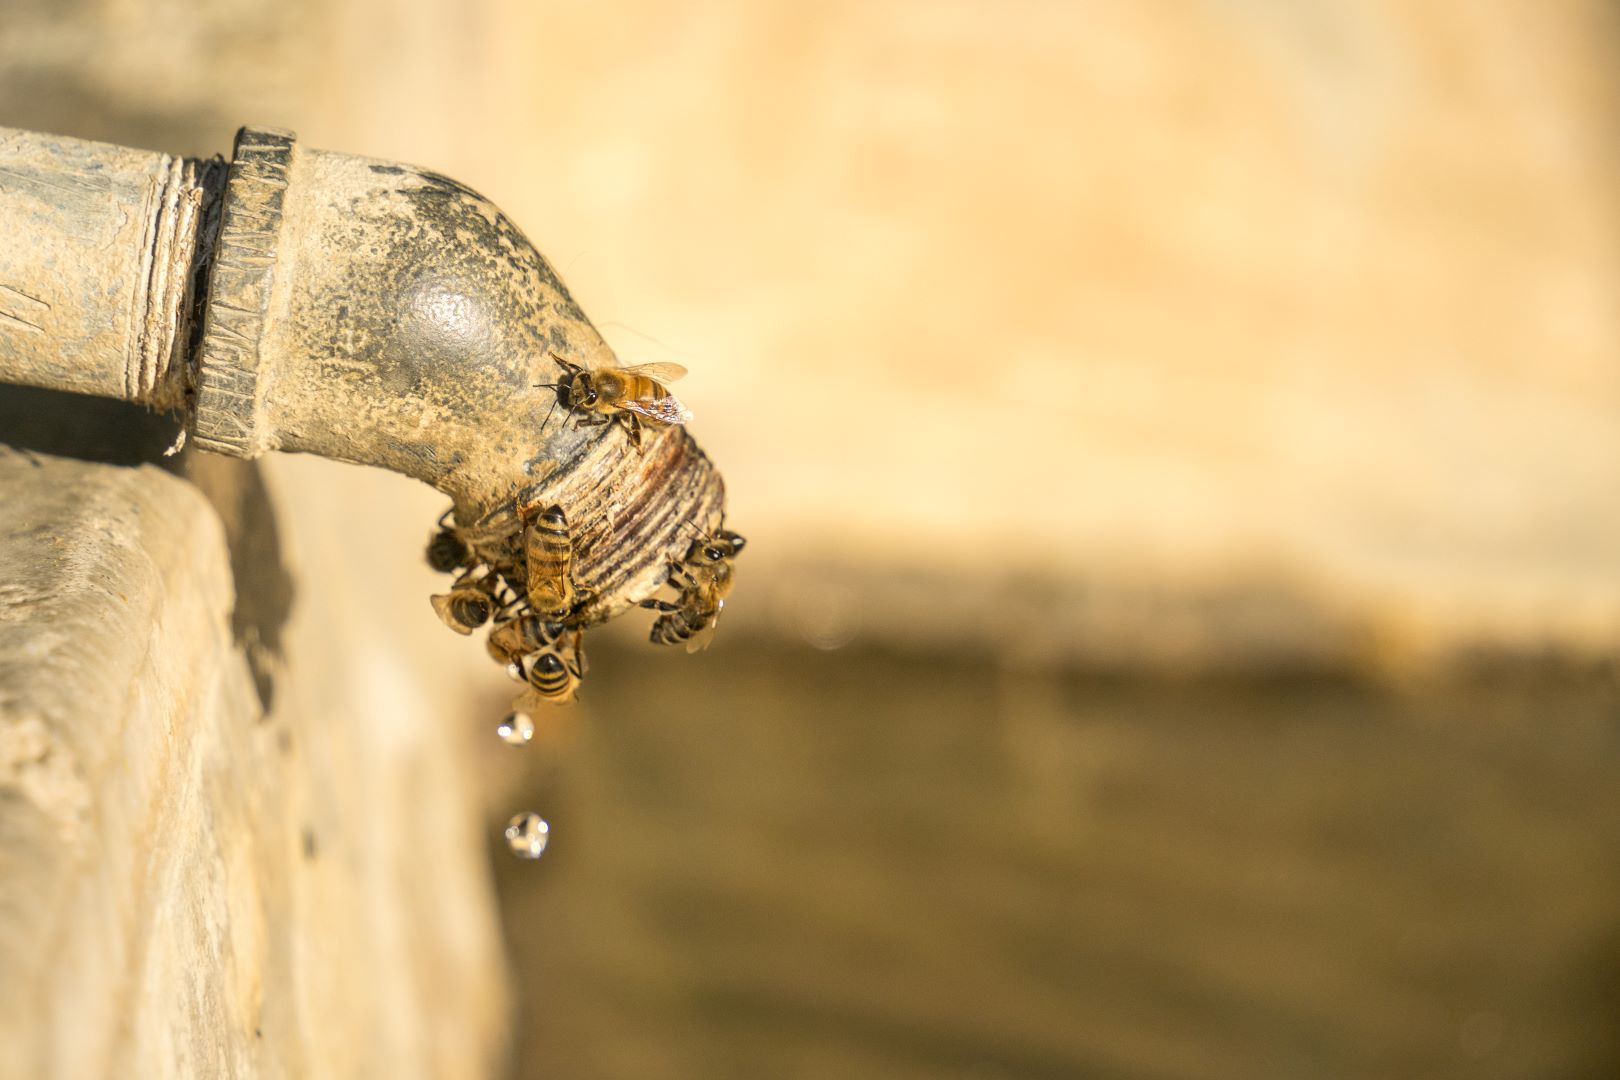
[[675, 520, 710, 546], [541, 391, 561, 435]]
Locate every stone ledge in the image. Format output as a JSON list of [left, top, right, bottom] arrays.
[[0, 443, 505, 1077]]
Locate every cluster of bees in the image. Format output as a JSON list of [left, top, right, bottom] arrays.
[[425, 353, 744, 703]]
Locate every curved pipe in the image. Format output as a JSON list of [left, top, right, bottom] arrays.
[[0, 124, 727, 625]]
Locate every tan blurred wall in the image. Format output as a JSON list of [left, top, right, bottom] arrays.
[[5, 0, 1619, 667], [476, 1, 1620, 666]]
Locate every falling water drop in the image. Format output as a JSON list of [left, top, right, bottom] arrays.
[[505, 812, 549, 859], [497, 711, 535, 746]]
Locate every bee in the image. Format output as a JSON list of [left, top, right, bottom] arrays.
[[645, 584, 721, 651], [678, 528, 745, 590], [642, 527, 746, 652], [486, 612, 567, 675], [425, 508, 472, 574], [430, 568, 502, 635], [520, 629, 588, 703], [519, 500, 576, 615], [545, 354, 692, 448]]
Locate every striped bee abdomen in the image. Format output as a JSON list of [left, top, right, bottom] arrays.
[[524, 648, 580, 702], [523, 504, 575, 614]]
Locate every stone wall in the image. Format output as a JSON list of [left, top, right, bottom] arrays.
[[0, 398, 505, 1077]]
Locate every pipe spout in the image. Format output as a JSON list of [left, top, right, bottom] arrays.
[[0, 124, 729, 628]]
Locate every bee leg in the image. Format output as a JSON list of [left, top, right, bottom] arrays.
[[640, 598, 681, 612], [622, 414, 645, 451]]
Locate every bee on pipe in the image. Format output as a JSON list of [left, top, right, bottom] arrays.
[[430, 567, 504, 635], [517, 497, 577, 617], [540, 352, 692, 449], [486, 612, 569, 680], [642, 526, 746, 652], [425, 508, 473, 574], [438, 504, 528, 590], [520, 630, 588, 704]]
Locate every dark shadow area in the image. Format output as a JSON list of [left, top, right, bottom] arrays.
[[491, 640, 1620, 1080], [0, 383, 182, 465], [179, 453, 295, 712], [0, 383, 293, 710]]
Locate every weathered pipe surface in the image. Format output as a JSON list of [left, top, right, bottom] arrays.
[[0, 127, 215, 409], [0, 124, 726, 625]]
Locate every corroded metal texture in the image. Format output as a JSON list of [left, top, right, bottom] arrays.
[[454, 428, 726, 627], [0, 124, 730, 626], [0, 126, 214, 409], [191, 127, 292, 456], [198, 127, 726, 624]]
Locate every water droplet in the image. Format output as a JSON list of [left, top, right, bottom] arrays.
[[496, 711, 535, 746], [782, 581, 862, 651], [505, 812, 549, 859]]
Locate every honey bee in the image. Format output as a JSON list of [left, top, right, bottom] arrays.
[[486, 612, 567, 674], [520, 629, 588, 703], [642, 527, 746, 652], [425, 508, 472, 574], [519, 500, 576, 615], [430, 569, 502, 635], [546, 354, 692, 448]]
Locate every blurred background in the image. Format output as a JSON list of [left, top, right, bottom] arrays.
[[4, 1, 1620, 1076]]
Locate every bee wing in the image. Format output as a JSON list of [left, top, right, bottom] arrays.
[[684, 599, 723, 654], [430, 593, 475, 635], [617, 393, 694, 425], [616, 362, 688, 383]]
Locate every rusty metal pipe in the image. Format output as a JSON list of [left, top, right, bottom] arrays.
[[0, 126, 214, 409], [0, 124, 727, 625]]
